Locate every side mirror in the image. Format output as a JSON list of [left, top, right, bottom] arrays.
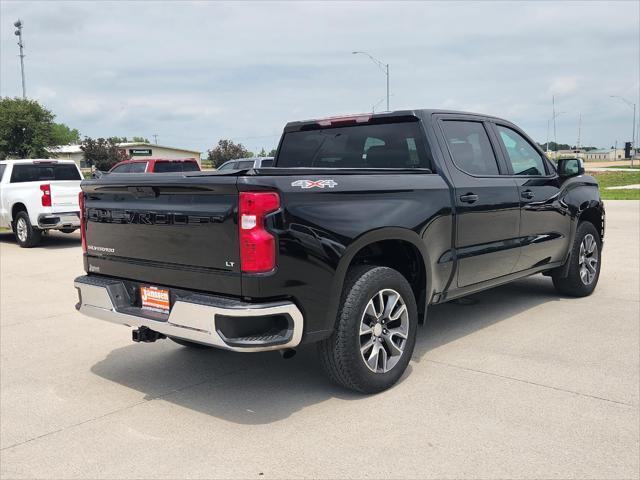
[[557, 158, 584, 177]]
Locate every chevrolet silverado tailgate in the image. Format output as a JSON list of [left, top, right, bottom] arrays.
[[51, 181, 81, 212], [81, 174, 240, 295]]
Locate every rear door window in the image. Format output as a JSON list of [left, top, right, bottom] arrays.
[[0, 164, 6, 181], [10, 163, 82, 182], [276, 121, 432, 169], [153, 161, 183, 173], [128, 162, 147, 173], [236, 160, 255, 169], [182, 162, 200, 172], [441, 121, 500, 176], [495, 125, 547, 176]]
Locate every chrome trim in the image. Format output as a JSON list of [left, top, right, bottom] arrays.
[[74, 279, 303, 352]]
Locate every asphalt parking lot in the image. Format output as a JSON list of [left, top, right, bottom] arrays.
[[1, 201, 638, 479]]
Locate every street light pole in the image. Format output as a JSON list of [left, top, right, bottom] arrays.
[[14, 19, 26, 99], [352, 51, 389, 112]]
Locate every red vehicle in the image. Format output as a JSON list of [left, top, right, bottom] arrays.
[[109, 158, 201, 174]]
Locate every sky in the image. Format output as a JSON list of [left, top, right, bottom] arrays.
[[1, 1, 638, 155]]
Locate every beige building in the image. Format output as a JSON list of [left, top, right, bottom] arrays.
[[580, 148, 626, 162], [49, 143, 202, 168]]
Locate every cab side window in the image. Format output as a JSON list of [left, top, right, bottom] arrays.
[[496, 125, 547, 176], [441, 120, 500, 176], [111, 164, 131, 173]]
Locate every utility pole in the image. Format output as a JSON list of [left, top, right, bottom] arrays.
[[152, 134, 159, 145], [552, 95, 557, 155], [14, 19, 26, 99], [576, 113, 581, 152], [610, 95, 637, 166]]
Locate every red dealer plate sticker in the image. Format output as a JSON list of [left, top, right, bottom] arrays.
[[140, 286, 170, 314]]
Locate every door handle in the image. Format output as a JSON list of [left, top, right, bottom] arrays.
[[459, 193, 479, 204], [521, 190, 534, 200]]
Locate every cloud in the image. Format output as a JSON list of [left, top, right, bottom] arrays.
[[549, 77, 579, 96], [1, 1, 638, 151]]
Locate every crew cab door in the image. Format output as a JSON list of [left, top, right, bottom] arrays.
[[436, 116, 521, 287], [490, 122, 571, 270]]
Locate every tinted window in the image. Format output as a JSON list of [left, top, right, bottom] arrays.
[[0, 164, 6, 181], [218, 162, 235, 170], [10, 163, 81, 182], [260, 159, 273, 167], [129, 162, 147, 173], [182, 162, 200, 172], [496, 125, 546, 176], [153, 161, 183, 173], [441, 121, 499, 176], [111, 164, 131, 173], [277, 122, 431, 169], [236, 160, 255, 169]]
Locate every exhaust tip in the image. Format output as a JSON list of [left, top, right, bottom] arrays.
[[279, 348, 296, 359]]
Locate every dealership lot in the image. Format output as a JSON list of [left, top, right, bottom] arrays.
[[0, 201, 638, 479]]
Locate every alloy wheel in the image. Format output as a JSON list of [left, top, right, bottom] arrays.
[[16, 218, 28, 243], [359, 288, 409, 373], [579, 233, 598, 285]]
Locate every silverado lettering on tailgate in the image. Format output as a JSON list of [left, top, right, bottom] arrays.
[[87, 208, 224, 225]]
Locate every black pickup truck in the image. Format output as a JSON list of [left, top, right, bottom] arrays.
[[74, 109, 604, 393]]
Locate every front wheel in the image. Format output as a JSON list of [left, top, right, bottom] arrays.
[[318, 265, 418, 394], [552, 222, 601, 297], [13, 211, 42, 248]]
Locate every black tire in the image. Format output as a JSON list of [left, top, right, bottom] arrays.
[[552, 222, 601, 297], [13, 211, 42, 248], [318, 265, 418, 394], [60, 228, 77, 234], [169, 337, 213, 349]]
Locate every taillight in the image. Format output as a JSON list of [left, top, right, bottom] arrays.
[[79, 191, 87, 253], [239, 192, 280, 273], [40, 184, 51, 207]]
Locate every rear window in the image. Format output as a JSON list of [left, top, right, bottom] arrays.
[[276, 122, 431, 169], [153, 161, 199, 173], [0, 164, 6, 181], [261, 159, 274, 167], [10, 163, 81, 183]]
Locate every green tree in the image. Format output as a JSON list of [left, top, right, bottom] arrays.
[[106, 136, 150, 144], [258, 148, 267, 157], [0, 97, 57, 159], [207, 139, 253, 167], [81, 137, 129, 171], [51, 123, 80, 145], [268, 148, 277, 157]]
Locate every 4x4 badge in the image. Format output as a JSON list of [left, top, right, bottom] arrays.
[[291, 179, 338, 189]]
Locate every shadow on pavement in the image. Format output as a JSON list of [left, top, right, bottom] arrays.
[[91, 274, 561, 425], [0, 230, 81, 249]]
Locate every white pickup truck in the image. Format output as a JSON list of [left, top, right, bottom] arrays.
[[0, 159, 83, 247]]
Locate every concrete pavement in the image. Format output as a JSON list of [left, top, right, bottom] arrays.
[[1, 201, 638, 479]]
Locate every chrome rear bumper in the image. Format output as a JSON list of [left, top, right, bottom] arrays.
[[74, 275, 303, 352], [38, 212, 80, 229]]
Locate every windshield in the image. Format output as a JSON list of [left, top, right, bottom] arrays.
[[276, 121, 431, 169]]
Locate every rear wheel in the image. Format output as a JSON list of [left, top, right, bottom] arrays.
[[169, 337, 213, 349], [318, 265, 418, 394], [552, 222, 601, 297], [13, 211, 42, 248]]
